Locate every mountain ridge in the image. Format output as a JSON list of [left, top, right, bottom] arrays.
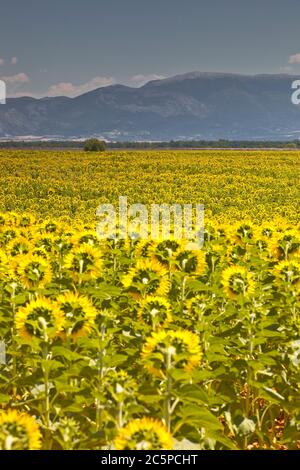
[[1, 72, 300, 140]]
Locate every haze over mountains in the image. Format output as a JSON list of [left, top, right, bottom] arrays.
[[0, 72, 300, 141]]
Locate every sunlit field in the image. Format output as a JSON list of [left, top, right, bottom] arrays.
[[0, 150, 299, 450], [0, 149, 298, 222]]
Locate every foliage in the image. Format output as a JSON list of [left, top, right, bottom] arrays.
[[84, 139, 106, 152], [0, 150, 299, 450], [0, 213, 299, 449]]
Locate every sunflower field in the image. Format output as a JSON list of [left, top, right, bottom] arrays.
[[0, 150, 299, 450]]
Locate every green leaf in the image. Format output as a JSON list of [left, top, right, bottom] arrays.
[[179, 405, 223, 431], [109, 354, 128, 366], [0, 393, 10, 404], [261, 387, 286, 404]]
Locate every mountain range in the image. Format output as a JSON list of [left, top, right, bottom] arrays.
[[0, 72, 300, 141]]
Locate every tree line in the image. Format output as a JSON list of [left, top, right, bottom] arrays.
[[0, 138, 299, 150]]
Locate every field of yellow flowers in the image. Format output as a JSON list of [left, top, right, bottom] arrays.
[[0, 149, 299, 450]]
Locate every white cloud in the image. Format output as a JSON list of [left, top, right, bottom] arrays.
[[129, 74, 166, 87], [4, 75, 116, 99], [288, 53, 300, 64], [9, 91, 36, 98], [0, 73, 31, 98], [1, 74, 166, 99], [0, 58, 4, 66], [11, 57, 18, 65], [1, 72, 30, 84], [45, 76, 116, 97]]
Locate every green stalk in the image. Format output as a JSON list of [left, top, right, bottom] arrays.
[[10, 283, 17, 397], [164, 350, 172, 433], [181, 276, 187, 313], [96, 326, 105, 433], [242, 303, 255, 450], [42, 342, 51, 450], [117, 401, 124, 429]]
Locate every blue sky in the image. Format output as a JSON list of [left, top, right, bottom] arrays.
[[1, 0, 300, 97]]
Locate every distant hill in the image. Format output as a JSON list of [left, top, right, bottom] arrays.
[[0, 72, 300, 141]]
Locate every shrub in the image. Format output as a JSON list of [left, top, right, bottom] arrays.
[[84, 138, 106, 152]]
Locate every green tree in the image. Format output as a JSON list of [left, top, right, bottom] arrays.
[[285, 142, 297, 149], [84, 139, 107, 152]]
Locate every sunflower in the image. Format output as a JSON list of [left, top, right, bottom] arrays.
[[71, 230, 101, 248], [2, 212, 19, 227], [6, 236, 32, 257], [103, 370, 138, 404], [142, 329, 201, 376], [57, 292, 98, 340], [0, 409, 42, 450], [204, 220, 228, 242], [226, 244, 247, 265], [222, 265, 255, 299], [15, 297, 64, 341], [149, 238, 182, 266], [0, 214, 6, 227], [174, 247, 206, 275], [134, 239, 156, 258], [253, 235, 271, 257], [31, 246, 49, 259], [64, 244, 103, 281], [186, 294, 210, 322], [204, 221, 220, 243], [137, 296, 172, 328], [52, 233, 75, 256], [33, 233, 56, 254], [0, 227, 20, 247], [17, 213, 36, 228], [229, 222, 256, 245], [0, 250, 8, 279], [40, 220, 61, 234], [122, 259, 170, 298], [273, 260, 300, 291], [16, 254, 52, 289], [259, 222, 277, 239], [270, 230, 300, 260], [115, 418, 173, 450], [206, 242, 225, 270]]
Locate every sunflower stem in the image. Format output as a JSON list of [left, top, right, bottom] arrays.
[[117, 401, 124, 429], [10, 283, 17, 397], [181, 276, 187, 313], [42, 342, 51, 450], [96, 326, 105, 435], [164, 350, 172, 433]]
